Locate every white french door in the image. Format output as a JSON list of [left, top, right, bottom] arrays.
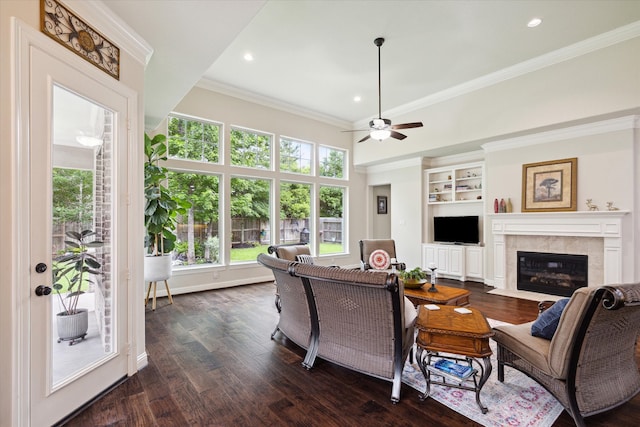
[[28, 46, 130, 426]]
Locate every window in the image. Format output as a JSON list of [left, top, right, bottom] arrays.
[[168, 171, 221, 266], [280, 137, 312, 175], [319, 146, 345, 179], [168, 115, 220, 163], [230, 128, 272, 169], [319, 185, 345, 255], [230, 177, 271, 262], [280, 182, 312, 246]]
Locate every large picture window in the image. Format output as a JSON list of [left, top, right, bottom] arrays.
[[319, 146, 346, 179], [168, 115, 220, 163], [319, 185, 345, 255], [280, 137, 312, 175], [280, 181, 312, 246], [230, 177, 271, 262], [230, 128, 272, 170], [168, 171, 221, 266]]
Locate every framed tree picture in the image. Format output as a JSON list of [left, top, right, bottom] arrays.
[[377, 196, 387, 214], [522, 158, 577, 212]]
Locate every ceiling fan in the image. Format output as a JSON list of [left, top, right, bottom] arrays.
[[353, 37, 423, 143]]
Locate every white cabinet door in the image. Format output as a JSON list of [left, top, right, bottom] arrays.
[[466, 247, 484, 279], [448, 246, 465, 278]]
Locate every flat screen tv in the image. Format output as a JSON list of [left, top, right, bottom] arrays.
[[433, 216, 479, 244]]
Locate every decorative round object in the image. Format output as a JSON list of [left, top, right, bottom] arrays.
[[402, 278, 427, 289], [369, 249, 390, 270]]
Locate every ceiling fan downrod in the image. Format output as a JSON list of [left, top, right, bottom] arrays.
[[374, 37, 384, 120]]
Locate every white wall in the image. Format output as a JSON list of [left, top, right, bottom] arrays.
[[371, 185, 391, 239], [482, 120, 638, 284], [158, 86, 368, 295], [366, 159, 424, 270]]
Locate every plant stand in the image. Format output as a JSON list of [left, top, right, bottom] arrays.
[[144, 280, 173, 311]]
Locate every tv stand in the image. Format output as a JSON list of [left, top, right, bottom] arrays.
[[422, 243, 484, 282]]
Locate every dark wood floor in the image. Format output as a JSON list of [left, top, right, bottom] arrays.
[[65, 279, 639, 426]]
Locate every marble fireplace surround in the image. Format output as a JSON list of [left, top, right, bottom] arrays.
[[490, 211, 630, 293]]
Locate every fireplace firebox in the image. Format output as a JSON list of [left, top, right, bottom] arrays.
[[517, 251, 588, 297]]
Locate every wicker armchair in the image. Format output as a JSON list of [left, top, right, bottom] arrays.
[[359, 239, 406, 270], [492, 284, 640, 426], [268, 243, 312, 263], [293, 263, 416, 403], [257, 253, 318, 368]]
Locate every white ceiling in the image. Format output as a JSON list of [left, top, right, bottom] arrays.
[[101, 0, 640, 133]]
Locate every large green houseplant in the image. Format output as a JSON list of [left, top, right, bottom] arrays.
[[144, 133, 190, 281], [52, 229, 103, 344]]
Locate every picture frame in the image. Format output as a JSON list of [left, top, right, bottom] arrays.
[[377, 196, 387, 214], [522, 157, 577, 212]]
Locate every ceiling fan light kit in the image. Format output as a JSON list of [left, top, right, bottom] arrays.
[[356, 37, 423, 144]]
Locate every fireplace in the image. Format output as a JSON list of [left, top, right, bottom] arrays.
[[517, 251, 588, 297]]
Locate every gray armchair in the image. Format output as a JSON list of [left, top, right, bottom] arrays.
[[492, 283, 640, 426], [359, 239, 405, 270]]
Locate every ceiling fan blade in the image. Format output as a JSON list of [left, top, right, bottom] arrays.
[[390, 131, 407, 140], [391, 122, 424, 130], [358, 134, 371, 143], [341, 129, 368, 133]]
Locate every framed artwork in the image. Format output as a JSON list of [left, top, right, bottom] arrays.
[[377, 196, 387, 214], [41, 0, 120, 80], [522, 157, 577, 212]]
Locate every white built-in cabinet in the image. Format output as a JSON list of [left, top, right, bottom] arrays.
[[422, 244, 484, 282], [423, 161, 485, 282]]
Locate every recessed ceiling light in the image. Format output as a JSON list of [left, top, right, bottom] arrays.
[[243, 52, 254, 61], [527, 17, 542, 28], [353, 96, 361, 102]]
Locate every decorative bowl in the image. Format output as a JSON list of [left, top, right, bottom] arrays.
[[401, 278, 428, 289]]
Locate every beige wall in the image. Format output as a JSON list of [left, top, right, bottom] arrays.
[[161, 87, 368, 295]]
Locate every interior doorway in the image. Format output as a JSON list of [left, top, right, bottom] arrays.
[[372, 184, 391, 239]]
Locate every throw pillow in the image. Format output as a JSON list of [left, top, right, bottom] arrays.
[[369, 249, 390, 270], [295, 254, 314, 264], [531, 298, 570, 340]]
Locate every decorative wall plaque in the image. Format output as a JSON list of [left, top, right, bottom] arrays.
[[41, 0, 120, 80]]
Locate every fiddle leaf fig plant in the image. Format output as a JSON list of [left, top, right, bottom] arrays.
[[144, 132, 191, 256]]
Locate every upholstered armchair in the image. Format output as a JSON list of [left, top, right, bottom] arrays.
[[359, 239, 405, 271], [492, 284, 640, 427]]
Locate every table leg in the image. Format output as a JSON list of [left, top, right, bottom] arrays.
[[469, 355, 492, 414]]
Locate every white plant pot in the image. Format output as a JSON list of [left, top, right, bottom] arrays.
[[57, 308, 88, 344], [144, 254, 173, 282]]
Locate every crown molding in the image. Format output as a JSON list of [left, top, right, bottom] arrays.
[[65, 0, 153, 66], [361, 21, 640, 126], [481, 115, 639, 153], [196, 78, 352, 129]]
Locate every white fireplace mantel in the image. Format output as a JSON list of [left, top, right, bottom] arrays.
[[490, 211, 630, 289]]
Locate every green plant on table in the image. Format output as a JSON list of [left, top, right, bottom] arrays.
[[398, 267, 427, 282]]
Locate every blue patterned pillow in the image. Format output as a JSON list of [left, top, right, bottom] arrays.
[[531, 298, 570, 340]]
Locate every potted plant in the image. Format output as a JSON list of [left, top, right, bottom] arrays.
[[52, 230, 103, 345], [144, 132, 190, 282], [398, 267, 428, 289]]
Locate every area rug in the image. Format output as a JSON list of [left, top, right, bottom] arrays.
[[402, 319, 564, 427]]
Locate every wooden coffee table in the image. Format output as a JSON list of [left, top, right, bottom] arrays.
[[404, 284, 470, 306], [414, 305, 494, 413]]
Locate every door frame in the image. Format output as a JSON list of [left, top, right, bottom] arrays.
[[10, 19, 146, 426]]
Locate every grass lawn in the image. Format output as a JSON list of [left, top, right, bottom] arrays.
[[230, 243, 344, 262]]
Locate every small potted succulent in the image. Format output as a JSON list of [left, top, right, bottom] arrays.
[[398, 267, 428, 289]]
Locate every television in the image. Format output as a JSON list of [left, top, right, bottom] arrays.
[[433, 216, 480, 244]]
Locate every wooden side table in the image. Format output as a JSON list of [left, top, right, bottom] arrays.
[[404, 284, 470, 306], [414, 305, 494, 413]]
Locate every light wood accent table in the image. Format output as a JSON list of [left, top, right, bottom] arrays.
[[404, 284, 470, 306], [415, 305, 494, 413]]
